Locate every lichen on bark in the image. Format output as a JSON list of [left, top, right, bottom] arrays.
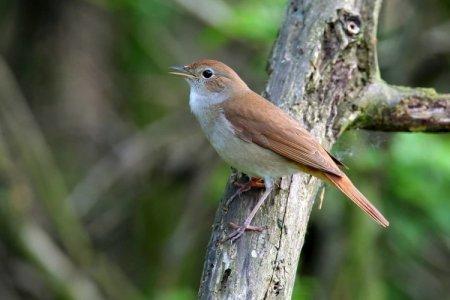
[[354, 82, 450, 132], [198, 0, 449, 299]]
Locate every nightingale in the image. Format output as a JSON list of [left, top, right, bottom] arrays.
[[170, 59, 389, 241]]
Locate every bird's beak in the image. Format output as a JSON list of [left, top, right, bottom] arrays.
[[169, 65, 195, 78]]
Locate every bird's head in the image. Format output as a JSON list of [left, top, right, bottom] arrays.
[[170, 59, 248, 100]]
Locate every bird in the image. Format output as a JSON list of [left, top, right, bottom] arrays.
[[170, 59, 389, 241]]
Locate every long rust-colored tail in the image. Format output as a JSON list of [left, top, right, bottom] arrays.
[[324, 173, 389, 227]]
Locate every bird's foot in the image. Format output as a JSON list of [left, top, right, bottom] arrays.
[[240, 177, 265, 189], [224, 222, 264, 243], [226, 177, 265, 207]]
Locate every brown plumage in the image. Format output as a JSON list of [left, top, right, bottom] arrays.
[[171, 59, 389, 241], [222, 91, 389, 227], [222, 92, 343, 176]]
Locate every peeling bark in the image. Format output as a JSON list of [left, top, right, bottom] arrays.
[[198, 0, 449, 299], [354, 82, 450, 132], [199, 1, 384, 299]]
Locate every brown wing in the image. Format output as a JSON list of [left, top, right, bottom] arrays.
[[222, 91, 343, 177]]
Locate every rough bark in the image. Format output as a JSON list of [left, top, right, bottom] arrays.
[[354, 82, 450, 132], [199, 1, 381, 299], [198, 0, 449, 299]]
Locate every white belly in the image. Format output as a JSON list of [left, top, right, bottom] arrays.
[[197, 111, 299, 178]]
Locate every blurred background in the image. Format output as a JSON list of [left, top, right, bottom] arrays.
[[0, 0, 449, 299]]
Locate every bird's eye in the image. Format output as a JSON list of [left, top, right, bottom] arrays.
[[202, 69, 213, 78]]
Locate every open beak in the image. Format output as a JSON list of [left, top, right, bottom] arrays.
[[169, 65, 195, 78]]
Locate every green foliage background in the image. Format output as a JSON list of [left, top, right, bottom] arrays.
[[0, 0, 448, 299]]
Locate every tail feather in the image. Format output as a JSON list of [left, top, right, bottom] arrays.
[[325, 173, 389, 227]]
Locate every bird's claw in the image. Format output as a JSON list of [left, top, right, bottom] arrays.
[[241, 177, 265, 189], [225, 177, 265, 207], [223, 222, 264, 243]]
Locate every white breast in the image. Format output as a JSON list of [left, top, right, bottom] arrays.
[[189, 92, 299, 178], [189, 88, 227, 115]]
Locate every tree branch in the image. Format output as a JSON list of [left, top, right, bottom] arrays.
[[199, 1, 385, 298], [354, 81, 450, 132], [198, 0, 449, 298]]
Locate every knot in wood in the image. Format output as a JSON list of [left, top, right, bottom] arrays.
[[346, 19, 361, 35], [337, 9, 362, 37]]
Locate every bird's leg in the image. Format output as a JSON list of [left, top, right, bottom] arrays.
[[225, 176, 265, 207], [247, 177, 265, 188], [225, 182, 273, 243]]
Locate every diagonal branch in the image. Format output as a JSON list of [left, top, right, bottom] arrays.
[[354, 81, 450, 132], [198, 0, 449, 298], [198, 1, 385, 298]]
